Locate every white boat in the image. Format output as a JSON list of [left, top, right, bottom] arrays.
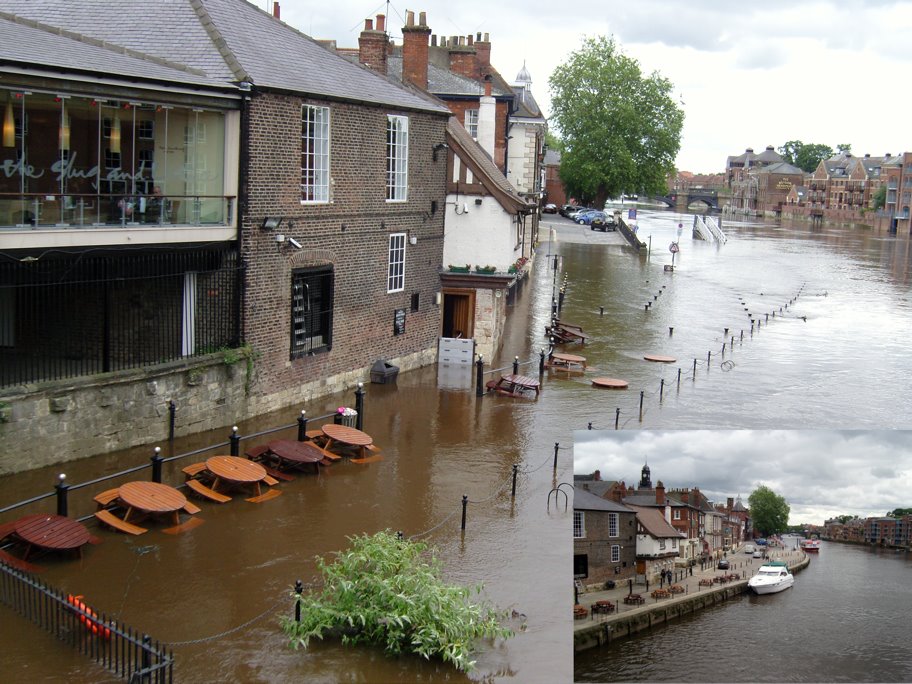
[[748, 561, 794, 595], [800, 538, 821, 551]]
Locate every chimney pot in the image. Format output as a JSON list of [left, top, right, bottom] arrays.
[[419, 11, 426, 25], [467, 35, 474, 46], [364, 19, 372, 31], [477, 32, 482, 41], [377, 14, 385, 32], [272, 1, 280, 19], [406, 10, 414, 26]]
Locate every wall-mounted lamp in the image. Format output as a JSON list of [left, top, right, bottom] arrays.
[[435, 292, 442, 306], [2, 99, 14, 147], [432, 142, 449, 162], [409, 232, 417, 245], [110, 111, 121, 154], [262, 216, 284, 230]]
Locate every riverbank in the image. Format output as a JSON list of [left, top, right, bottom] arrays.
[[573, 546, 810, 652]]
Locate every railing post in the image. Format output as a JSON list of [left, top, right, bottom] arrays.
[[229, 425, 240, 457], [294, 580, 303, 623], [615, 407, 620, 429], [511, 464, 519, 498], [168, 400, 176, 442], [639, 391, 645, 421], [461, 495, 468, 531], [150, 447, 163, 483], [55, 473, 68, 517], [355, 382, 365, 431], [553, 442, 559, 471], [142, 634, 152, 681], [513, 356, 519, 375], [475, 355, 484, 397], [297, 410, 307, 442], [539, 348, 546, 377]]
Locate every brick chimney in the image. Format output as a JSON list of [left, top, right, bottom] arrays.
[[475, 32, 491, 78], [592, 469, 601, 481], [401, 10, 431, 91], [359, 15, 388, 75], [272, 1, 280, 19], [727, 497, 734, 511], [655, 480, 665, 505], [448, 35, 477, 79]]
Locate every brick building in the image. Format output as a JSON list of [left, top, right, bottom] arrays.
[[573, 487, 637, 586]]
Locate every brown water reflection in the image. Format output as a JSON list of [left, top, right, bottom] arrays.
[[0, 278, 572, 682]]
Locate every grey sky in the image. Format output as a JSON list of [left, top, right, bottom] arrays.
[[573, 430, 912, 525], [272, 0, 912, 172]]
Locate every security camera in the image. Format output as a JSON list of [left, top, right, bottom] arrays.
[[288, 237, 302, 249]]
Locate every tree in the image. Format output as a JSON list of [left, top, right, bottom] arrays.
[[281, 530, 513, 673], [888, 507, 912, 517], [873, 184, 887, 211], [748, 485, 790, 535], [836, 143, 852, 154], [777, 140, 834, 173], [548, 36, 684, 205]]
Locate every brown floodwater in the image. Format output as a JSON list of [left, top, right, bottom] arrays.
[[3, 208, 910, 682]]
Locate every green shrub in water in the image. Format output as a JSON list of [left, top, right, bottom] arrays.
[[281, 529, 513, 672]]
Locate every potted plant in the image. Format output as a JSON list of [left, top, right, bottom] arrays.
[[475, 265, 496, 274], [448, 264, 471, 273]]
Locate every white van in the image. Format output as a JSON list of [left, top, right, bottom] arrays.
[[744, 543, 756, 554]]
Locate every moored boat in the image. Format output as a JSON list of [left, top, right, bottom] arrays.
[[748, 561, 794, 595], [800, 538, 821, 551]]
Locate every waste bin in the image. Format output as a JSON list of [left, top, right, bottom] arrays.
[[334, 407, 358, 426], [370, 360, 399, 384]]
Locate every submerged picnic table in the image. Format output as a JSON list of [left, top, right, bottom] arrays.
[[11, 514, 95, 560], [548, 352, 587, 371], [118, 481, 190, 526], [207, 455, 269, 497], [320, 424, 376, 459], [268, 439, 325, 473], [487, 374, 540, 398]]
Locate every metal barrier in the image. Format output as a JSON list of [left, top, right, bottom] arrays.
[[0, 559, 173, 682]]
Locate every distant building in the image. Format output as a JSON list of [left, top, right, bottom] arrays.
[[573, 488, 637, 585]]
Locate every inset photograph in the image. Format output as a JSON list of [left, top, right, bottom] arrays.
[[572, 430, 912, 683]]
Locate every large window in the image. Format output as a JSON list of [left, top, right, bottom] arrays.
[[291, 266, 334, 357], [611, 545, 621, 563], [387, 233, 405, 293], [301, 105, 330, 202], [386, 115, 408, 201], [608, 512, 619, 538], [573, 511, 585, 539], [0, 89, 226, 227], [464, 109, 478, 138]]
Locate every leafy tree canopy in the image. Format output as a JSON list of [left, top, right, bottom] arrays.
[[548, 36, 684, 205], [748, 485, 790, 535], [889, 507, 912, 517], [281, 530, 513, 673], [545, 130, 564, 153], [777, 140, 836, 173], [873, 184, 887, 210]]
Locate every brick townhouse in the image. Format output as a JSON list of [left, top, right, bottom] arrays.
[[0, 0, 451, 469]]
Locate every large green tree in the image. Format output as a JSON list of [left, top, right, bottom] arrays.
[[777, 140, 835, 173], [548, 36, 684, 205], [748, 485, 790, 535]]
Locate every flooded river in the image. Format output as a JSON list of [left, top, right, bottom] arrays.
[[1, 209, 910, 682]]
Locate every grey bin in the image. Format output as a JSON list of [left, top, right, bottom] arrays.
[[370, 360, 399, 384]]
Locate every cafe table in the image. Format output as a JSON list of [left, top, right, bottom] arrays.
[[267, 440, 325, 473], [13, 513, 94, 560], [206, 455, 268, 496], [320, 424, 374, 458], [118, 481, 189, 526]]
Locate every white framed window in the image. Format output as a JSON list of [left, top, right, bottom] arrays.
[[573, 511, 585, 539], [387, 233, 406, 293], [302, 105, 330, 203], [673, 509, 681, 520], [611, 545, 621, 563], [659, 538, 666, 550], [608, 512, 619, 538], [464, 108, 478, 138], [386, 115, 408, 201]]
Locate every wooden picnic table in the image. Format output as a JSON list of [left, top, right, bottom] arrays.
[[549, 352, 587, 371], [487, 374, 540, 398], [591, 600, 615, 614], [118, 481, 189, 526], [206, 455, 268, 496], [623, 593, 645, 605], [321, 424, 374, 458], [268, 439, 325, 473], [13, 514, 94, 560]]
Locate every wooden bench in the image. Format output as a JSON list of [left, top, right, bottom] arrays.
[[304, 429, 324, 441], [592, 600, 615, 614], [260, 464, 296, 482], [185, 479, 231, 503], [93, 488, 121, 510], [351, 455, 384, 464], [244, 445, 270, 462], [246, 489, 282, 504], [182, 501, 202, 515], [699, 578, 714, 587], [94, 509, 147, 536], [182, 462, 209, 480], [262, 474, 279, 486], [623, 594, 645, 605], [573, 604, 588, 620], [0, 548, 43, 573]]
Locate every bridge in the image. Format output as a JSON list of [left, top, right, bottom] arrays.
[[653, 190, 721, 211]]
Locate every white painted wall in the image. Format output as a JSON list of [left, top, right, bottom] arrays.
[[442, 194, 517, 271]]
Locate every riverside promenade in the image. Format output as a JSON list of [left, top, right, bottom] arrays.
[[574, 545, 810, 651]]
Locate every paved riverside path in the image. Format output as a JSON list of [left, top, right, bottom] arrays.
[[574, 545, 809, 639]]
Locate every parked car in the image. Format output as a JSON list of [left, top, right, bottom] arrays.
[[559, 204, 585, 218], [744, 544, 756, 554], [753, 550, 763, 558], [567, 207, 594, 221], [717, 558, 730, 570], [590, 214, 617, 231], [577, 210, 606, 225], [542, 203, 558, 214]]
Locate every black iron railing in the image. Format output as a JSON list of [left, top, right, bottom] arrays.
[[0, 247, 242, 388], [0, 559, 173, 682]]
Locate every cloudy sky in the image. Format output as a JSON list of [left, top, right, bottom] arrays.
[[573, 430, 912, 526], [269, 0, 912, 173]]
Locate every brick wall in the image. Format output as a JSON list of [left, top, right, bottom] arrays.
[[444, 99, 509, 172], [575, 509, 637, 585], [241, 92, 448, 414]]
